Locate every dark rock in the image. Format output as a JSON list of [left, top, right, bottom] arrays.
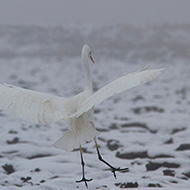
[[115, 182, 138, 188], [94, 109, 101, 114], [115, 183, 121, 187], [172, 127, 186, 134], [160, 162, 180, 168], [116, 151, 173, 159], [50, 176, 59, 179], [109, 123, 119, 130], [31, 168, 41, 172], [97, 137, 107, 142], [121, 182, 138, 188], [96, 128, 109, 132], [107, 139, 122, 151], [182, 171, 190, 178], [164, 138, 173, 144], [121, 122, 157, 133], [132, 95, 145, 102], [7, 137, 19, 144], [116, 151, 148, 159], [131, 161, 143, 165], [15, 184, 23, 187], [7, 137, 27, 144], [179, 176, 188, 180], [151, 154, 174, 159], [27, 154, 52, 159], [2, 164, 15, 174], [146, 162, 180, 171], [170, 180, 178, 184], [163, 169, 175, 176], [8, 130, 18, 134], [20, 176, 32, 182], [35, 168, 41, 172], [120, 117, 129, 121], [148, 183, 162, 187], [144, 106, 164, 113], [133, 106, 164, 114], [176, 143, 190, 151], [95, 185, 108, 189], [146, 162, 162, 171]]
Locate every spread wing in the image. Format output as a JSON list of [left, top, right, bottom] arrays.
[[70, 67, 165, 118], [0, 82, 68, 124]]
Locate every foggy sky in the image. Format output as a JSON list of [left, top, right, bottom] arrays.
[[0, 0, 190, 26]]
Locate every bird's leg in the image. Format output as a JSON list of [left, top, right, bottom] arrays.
[[76, 146, 93, 188], [94, 137, 128, 179]]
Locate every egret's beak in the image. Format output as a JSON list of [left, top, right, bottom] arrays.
[[90, 55, 95, 64]]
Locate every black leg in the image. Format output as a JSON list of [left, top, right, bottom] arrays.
[[94, 137, 128, 179], [76, 146, 93, 188]]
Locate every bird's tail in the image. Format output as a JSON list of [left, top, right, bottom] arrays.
[[53, 124, 99, 152]]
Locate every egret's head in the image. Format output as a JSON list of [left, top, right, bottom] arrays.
[[82, 44, 95, 64]]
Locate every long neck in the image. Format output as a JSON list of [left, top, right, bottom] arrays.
[[82, 55, 93, 93]]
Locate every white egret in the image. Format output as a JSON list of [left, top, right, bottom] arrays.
[[0, 45, 164, 187]]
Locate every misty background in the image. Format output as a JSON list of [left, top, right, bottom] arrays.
[[0, 0, 190, 27], [0, 0, 190, 62]]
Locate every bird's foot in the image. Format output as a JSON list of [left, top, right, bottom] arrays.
[[111, 167, 129, 179], [76, 177, 93, 188]]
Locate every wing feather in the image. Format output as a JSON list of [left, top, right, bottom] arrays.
[[0, 82, 67, 124], [70, 67, 165, 118]]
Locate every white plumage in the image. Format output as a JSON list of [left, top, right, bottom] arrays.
[[0, 44, 164, 152], [0, 82, 67, 124], [70, 67, 164, 118]]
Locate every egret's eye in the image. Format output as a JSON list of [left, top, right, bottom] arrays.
[[89, 51, 92, 57]]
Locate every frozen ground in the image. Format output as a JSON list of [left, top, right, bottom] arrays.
[[0, 25, 190, 189]]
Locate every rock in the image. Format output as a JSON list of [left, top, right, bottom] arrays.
[[163, 169, 175, 176], [182, 171, 190, 178], [132, 95, 145, 102], [34, 168, 41, 172], [107, 139, 122, 151], [109, 123, 119, 130], [120, 117, 129, 121], [116, 151, 148, 159], [146, 162, 162, 171], [115, 182, 138, 188], [172, 127, 186, 134], [170, 180, 178, 184], [121, 122, 157, 133], [8, 130, 18, 134], [20, 176, 32, 183], [176, 143, 190, 151], [164, 138, 173, 144], [6, 137, 19, 144], [151, 154, 174, 159], [116, 151, 173, 159], [2, 164, 15, 174], [148, 183, 162, 187], [27, 154, 53, 159], [132, 106, 164, 114], [146, 162, 180, 171]]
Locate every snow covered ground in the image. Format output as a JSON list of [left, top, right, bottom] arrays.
[[0, 24, 190, 189]]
